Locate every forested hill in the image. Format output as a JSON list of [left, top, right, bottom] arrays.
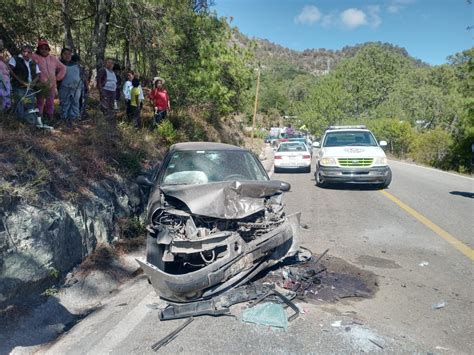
[[235, 32, 427, 75]]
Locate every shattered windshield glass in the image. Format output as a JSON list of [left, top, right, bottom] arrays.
[[161, 150, 268, 185]]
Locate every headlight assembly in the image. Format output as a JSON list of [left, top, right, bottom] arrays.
[[373, 157, 387, 165], [320, 157, 338, 166]]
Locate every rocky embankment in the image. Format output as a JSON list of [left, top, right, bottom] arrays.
[[0, 175, 145, 308]]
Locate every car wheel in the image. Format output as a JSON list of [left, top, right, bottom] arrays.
[[382, 167, 392, 188], [315, 169, 327, 188]]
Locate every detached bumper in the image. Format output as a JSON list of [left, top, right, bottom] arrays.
[[318, 165, 390, 184]]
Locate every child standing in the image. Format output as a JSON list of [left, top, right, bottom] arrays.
[[130, 78, 143, 127]]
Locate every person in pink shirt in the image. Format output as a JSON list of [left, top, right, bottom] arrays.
[[32, 39, 66, 119]]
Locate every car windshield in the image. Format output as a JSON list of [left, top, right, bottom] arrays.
[[161, 150, 268, 185], [323, 131, 378, 147], [277, 143, 308, 152]]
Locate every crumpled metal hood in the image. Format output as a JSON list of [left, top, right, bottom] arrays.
[[159, 180, 290, 219]]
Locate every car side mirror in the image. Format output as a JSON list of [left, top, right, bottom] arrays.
[[136, 175, 154, 187], [312, 142, 320, 148], [379, 140, 388, 147], [274, 180, 291, 192]]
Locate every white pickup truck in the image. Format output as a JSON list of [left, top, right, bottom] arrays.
[[313, 125, 392, 188]]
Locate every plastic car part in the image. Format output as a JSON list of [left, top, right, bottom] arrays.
[[159, 283, 273, 320]]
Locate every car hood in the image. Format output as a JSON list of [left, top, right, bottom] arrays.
[[151, 180, 290, 219], [321, 146, 386, 158]]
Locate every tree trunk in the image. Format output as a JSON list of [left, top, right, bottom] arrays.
[[91, 0, 112, 69], [62, 0, 75, 51], [124, 38, 130, 69]]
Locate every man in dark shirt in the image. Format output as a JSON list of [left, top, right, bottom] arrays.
[[8, 45, 41, 122]]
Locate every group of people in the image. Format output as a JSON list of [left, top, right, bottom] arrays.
[[0, 38, 171, 129]]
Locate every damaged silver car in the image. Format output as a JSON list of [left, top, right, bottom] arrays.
[[137, 142, 300, 303]]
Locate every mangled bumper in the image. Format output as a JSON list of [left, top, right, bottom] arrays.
[[138, 213, 300, 302]]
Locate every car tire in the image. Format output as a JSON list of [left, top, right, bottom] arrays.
[[382, 167, 392, 188], [315, 168, 327, 188]]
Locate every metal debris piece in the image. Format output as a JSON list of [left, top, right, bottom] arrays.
[[369, 338, 384, 349], [432, 301, 446, 310], [159, 284, 273, 320], [151, 317, 194, 351], [313, 248, 330, 267], [160, 299, 229, 320]]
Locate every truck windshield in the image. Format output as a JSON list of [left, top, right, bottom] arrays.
[[323, 131, 378, 147]]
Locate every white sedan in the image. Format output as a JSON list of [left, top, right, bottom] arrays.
[[274, 142, 312, 173]]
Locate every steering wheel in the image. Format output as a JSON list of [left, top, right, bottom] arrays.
[[223, 174, 247, 181]]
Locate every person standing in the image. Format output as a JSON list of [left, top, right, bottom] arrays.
[[58, 48, 82, 126], [72, 54, 89, 119], [0, 40, 11, 111], [97, 58, 117, 121], [123, 70, 144, 121], [149, 77, 170, 125], [113, 63, 122, 110], [8, 45, 41, 122], [129, 78, 144, 128], [32, 39, 66, 119]]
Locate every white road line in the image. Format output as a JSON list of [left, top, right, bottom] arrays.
[[389, 159, 474, 181], [87, 291, 155, 354]]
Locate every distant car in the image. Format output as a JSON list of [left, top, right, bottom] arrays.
[[265, 135, 279, 145], [313, 125, 391, 188], [274, 141, 312, 173], [136, 142, 300, 302]]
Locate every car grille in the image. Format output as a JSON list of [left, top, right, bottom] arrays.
[[338, 158, 373, 167]]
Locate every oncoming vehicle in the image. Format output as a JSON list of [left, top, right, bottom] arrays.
[[274, 141, 312, 173], [136, 142, 300, 303], [313, 126, 391, 188]]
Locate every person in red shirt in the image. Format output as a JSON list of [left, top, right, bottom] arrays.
[[149, 77, 170, 125]]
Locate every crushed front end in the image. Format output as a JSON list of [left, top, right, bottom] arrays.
[[137, 180, 300, 303]]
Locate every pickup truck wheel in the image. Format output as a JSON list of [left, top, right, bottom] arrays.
[[315, 169, 327, 188], [382, 167, 392, 188]]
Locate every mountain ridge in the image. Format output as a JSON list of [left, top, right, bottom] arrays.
[[234, 31, 428, 75]]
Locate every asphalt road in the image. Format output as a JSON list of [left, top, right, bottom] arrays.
[[30, 151, 474, 354]]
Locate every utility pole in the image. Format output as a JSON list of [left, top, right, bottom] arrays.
[[251, 65, 261, 148]]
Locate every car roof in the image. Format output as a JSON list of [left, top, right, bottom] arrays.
[[325, 129, 370, 133], [170, 142, 248, 152], [279, 141, 306, 145]]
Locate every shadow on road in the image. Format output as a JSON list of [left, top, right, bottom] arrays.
[[449, 191, 474, 199], [314, 182, 383, 191], [0, 296, 103, 354]]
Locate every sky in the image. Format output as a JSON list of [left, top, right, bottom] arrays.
[[212, 0, 473, 65]]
